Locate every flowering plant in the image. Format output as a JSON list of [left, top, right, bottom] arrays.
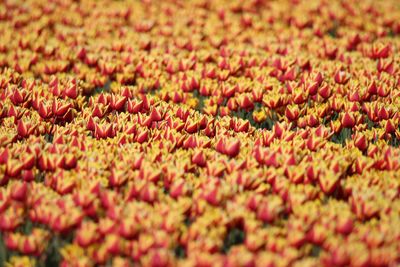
[[0, 0, 400, 266]]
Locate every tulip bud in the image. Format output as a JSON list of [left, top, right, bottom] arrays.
[[11, 182, 28, 201], [19, 168, 32, 182], [4, 233, 19, 250], [109, 168, 128, 187], [38, 102, 51, 119], [139, 183, 158, 203], [318, 171, 340, 194], [169, 179, 188, 199], [238, 95, 254, 110], [17, 120, 28, 138], [136, 128, 149, 144], [384, 119, 396, 134], [285, 105, 300, 121], [367, 81, 377, 95], [225, 139, 241, 158], [334, 70, 350, 84], [192, 150, 206, 167], [20, 237, 38, 255], [318, 84, 331, 99], [75, 222, 100, 248], [6, 160, 23, 177], [353, 133, 368, 151], [341, 112, 356, 128]]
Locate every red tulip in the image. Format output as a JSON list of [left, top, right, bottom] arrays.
[[52, 101, 72, 117], [20, 237, 38, 255], [65, 83, 78, 99], [192, 150, 206, 167], [75, 222, 100, 247], [109, 168, 128, 187], [136, 128, 149, 143], [318, 84, 331, 99], [285, 105, 300, 121], [6, 160, 23, 178], [341, 112, 356, 128], [384, 119, 396, 134], [11, 182, 28, 201], [38, 102, 52, 119], [318, 172, 340, 194], [169, 179, 188, 199], [377, 58, 394, 74], [0, 210, 22, 231], [119, 218, 139, 239], [64, 154, 77, 169], [224, 139, 241, 158], [353, 133, 368, 151], [238, 94, 254, 110], [367, 81, 377, 95], [334, 70, 350, 84], [139, 183, 158, 203], [17, 119, 28, 138]]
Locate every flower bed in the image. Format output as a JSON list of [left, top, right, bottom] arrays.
[[0, 0, 400, 266]]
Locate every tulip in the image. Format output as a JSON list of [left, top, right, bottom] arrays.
[[136, 128, 149, 143], [318, 84, 331, 99], [384, 119, 397, 134], [334, 70, 350, 84], [335, 217, 353, 235], [238, 95, 254, 110], [38, 102, 52, 119], [185, 119, 199, 134], [118, 219, 139, 240], [6, 160, 23, 177], [65, 83, 78, 99], [192, 150, 206, 167], [367, 80, 378, 95], [21, 154, 35, 170], [143, 248, 173, 267], [75, 223, 99, 248], [11, 182, 28, 201], [92, 104, 109, 118], [306, 135, 325, 151], [20, 236, 38, 255], [4, 233, 20, 251], [0, 209, 23, 231], [377, 58, 394, 74], [371, 43, 391, 59], [109, 168, 128, 187], [92, 245, 110, 264], [139, 183, 158, 203], [307, 224, 327, 245], [11, 89, 29, 105], [52, 101, 72, 117], [341, 112, 356, 128], [285, 105, 300, 121], [257, 197, 283, 223], [319, 171, 340, 194], [64, 154, 77, 169], [224, 139, 241, 158], [353, 133, 368, 151]]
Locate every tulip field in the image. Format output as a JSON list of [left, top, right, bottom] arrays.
[[1, 0, 400, 266]]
